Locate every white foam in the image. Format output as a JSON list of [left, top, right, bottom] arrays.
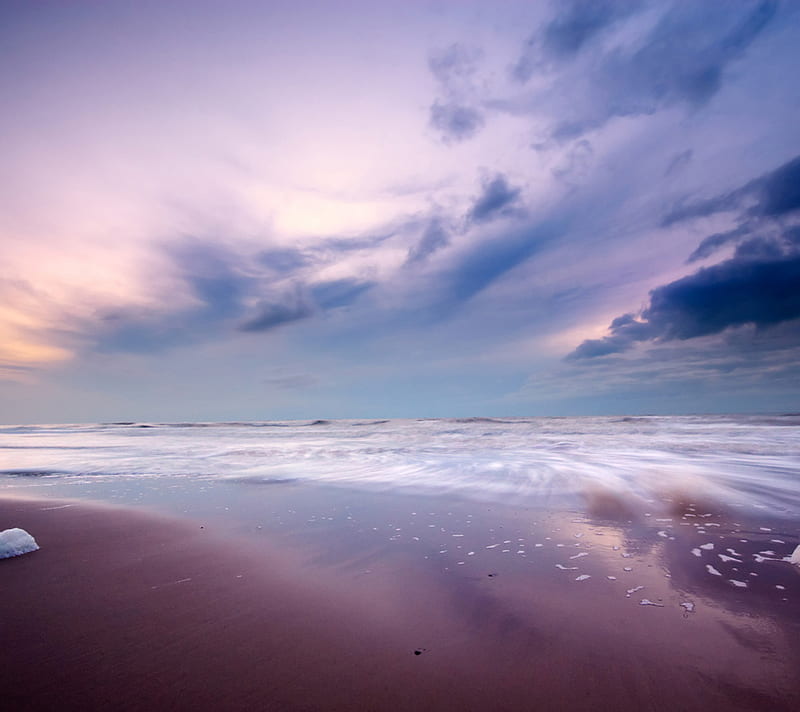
[[0, 528, 39, 559], [569, 552, 589, 560], [556, 564, 578, 570], [718, 554, 741, 563], [639, 599, 663, 607], [575, 574, 590, 581], [626, 585, 644, 597]]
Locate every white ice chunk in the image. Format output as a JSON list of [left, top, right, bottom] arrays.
[[569, 552, 589, 560], [607, 576, 617, 580], [0, 528, 39, 559], [680, 602, 695, 613], [706, 564, 722, 576], [699, 543, 714, 550], [657, 530, 669, 538], [626, 585, 644, 597], [718, 554, 742, 563], [691, 548, 702, 557], [790, 545, 800, 565], [575, 574, 590, 581], [639, 599, 664, 607], [556, 564, 578, 570], [729, 579, 747, 588]]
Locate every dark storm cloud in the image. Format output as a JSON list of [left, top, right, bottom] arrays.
[[569, 236, 800, 360], [467, 174, 521, 225], [572, 152, 800, 360], [405, 218, 450, 265]]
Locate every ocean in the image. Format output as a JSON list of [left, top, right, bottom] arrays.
[[1, 414, 799, 521]]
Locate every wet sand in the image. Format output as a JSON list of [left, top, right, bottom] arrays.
[[1, 495, 799, 711]]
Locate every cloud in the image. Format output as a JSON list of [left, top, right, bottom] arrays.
[[522, 321, 800, 412], [569, 233, 800, 359], [664, 155, 800, 229], [239, 287, 313, 332], [427, 44, 485, 143], [257, 247, 313, 273], [429, 102, 484, 143], [563, 1, 776, 138], [504, 0, 779, 141], [467, 174, 522, 224], [406, 218, 450, 265], [686, 224, 753, 264], [310, 279, 373, 309], [513, 0, 641, 81], [754, 154, 800, 218], [570, 153, 800, 360], [664, 149, 693, 177], [443, 216, 567, 306], [261, 371, 319, 390]]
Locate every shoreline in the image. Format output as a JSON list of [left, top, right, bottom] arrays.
[[2, 495, 799, 711]]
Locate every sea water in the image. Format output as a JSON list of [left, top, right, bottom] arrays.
[[1, 414, 798, 520]]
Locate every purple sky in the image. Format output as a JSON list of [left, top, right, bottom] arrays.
[[1, 0, 799, 423]]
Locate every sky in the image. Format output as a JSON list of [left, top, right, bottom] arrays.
[[1, 0, 799, 423]]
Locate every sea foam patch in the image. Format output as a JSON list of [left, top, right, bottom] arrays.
[[0, 528, 39, 559]]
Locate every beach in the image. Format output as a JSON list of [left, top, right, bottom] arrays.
[[3, 490, 799, 712]]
